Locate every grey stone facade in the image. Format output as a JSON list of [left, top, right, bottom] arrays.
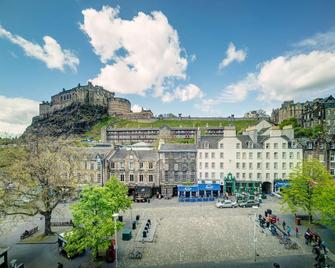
[[158, 144, 197, 197], [271, 95, 335, 133], [106, 148, 160, 193], [298, 136, 335, 177]]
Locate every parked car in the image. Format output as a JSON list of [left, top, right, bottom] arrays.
[[216, 200, 237, 208], [239, 200, 260, 208]]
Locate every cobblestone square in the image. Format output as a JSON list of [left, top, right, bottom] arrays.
[[118, 198, 305, 268]]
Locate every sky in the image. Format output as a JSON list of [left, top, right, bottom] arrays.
[[1, 0, 335, 136]]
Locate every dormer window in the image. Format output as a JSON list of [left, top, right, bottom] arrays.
[[204, 141, 209, 149]]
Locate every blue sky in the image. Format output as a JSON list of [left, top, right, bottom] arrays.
[[1, 0, 335, 135]]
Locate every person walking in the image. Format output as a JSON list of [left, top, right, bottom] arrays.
[[287, 226, 291, 236], [295, 226, 299, 238], [282, 220, 286, 230], [321, 240, 327, 254]]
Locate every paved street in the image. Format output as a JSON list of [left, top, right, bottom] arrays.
[[1, 196, 333, 268], [117, 197, 316, 268]]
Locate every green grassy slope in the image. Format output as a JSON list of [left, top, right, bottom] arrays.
[[85, 116, 259, 141]]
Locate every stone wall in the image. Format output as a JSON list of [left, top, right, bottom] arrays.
[[107, 97, 131, 116]]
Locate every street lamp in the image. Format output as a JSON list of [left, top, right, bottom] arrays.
[[96, 154, 104, 187], [252, 206, 259, 262], [112, 213, 119, 268]]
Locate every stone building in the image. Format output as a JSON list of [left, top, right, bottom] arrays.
[[271, 95, 335, 133], [271, 101, 303, 124], [106, 147, 160, 196], [196, 120, 303, 194], [102, 125, 226, 145], [38, 82, 154, 120], [75, 146, 113, 187], [301, 96, 335, 131], [297, 136, 335, 177], [158, 143, 197, 197]]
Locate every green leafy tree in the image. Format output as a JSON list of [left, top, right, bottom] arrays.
[[314, 179, 335, 231], [278, 118, 299, 129], [281, 158, 332, 223], [0, 138, 80, 235], [65, 177, 131, 259]]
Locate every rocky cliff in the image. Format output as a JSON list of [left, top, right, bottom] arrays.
[[22, 103, 107, 139]]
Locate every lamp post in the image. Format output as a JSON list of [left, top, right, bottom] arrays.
[[112, 213, 119, 268], [96, 154, 104, 186], [252, 206, 259, 262]]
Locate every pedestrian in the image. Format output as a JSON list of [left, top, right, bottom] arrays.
[[314, 246, 321, 261], [282, 220, 286, 230], [321, 240, 327, 254], [287, 226, 291, 236], [304, 230, 310, 245], [295, 226, 299, 238]]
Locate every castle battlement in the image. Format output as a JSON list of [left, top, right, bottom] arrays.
[[38, 83, 154, 120]]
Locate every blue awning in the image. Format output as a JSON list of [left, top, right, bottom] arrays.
[[177, 185, 199, 192], [275, 181, 290, 188], [198, 183, 221, 191]]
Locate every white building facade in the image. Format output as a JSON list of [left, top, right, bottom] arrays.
[[197, 121, 303, 193]]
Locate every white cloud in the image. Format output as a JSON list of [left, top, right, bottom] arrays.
[[81, 6, 188, 98], [161, 92, 175, 103], [159, 84, 204, 103], [131, 104, 142, 113], [175, 84, 203, 102], [221, 74, 257, 102], [217, 50, 335, 103], [219, 42, 246, 70], [256, 51, 335, 101], [0, 96, 39, 136], [0, 25, 79, 72], [294, 29, 335, 51]]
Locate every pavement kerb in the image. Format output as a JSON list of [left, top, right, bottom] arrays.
[[16, 241, 57, 245]]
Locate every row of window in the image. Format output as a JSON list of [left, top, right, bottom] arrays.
[[199, 172, 287, 180], [111, 161, 154, 169], [198, 161, 296, 170], [198, 151, 300, 160], [119, 174, 154, 182]]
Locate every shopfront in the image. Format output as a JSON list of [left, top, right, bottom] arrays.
[[223, 172, 261, 195], [177, 183, 221, 201]]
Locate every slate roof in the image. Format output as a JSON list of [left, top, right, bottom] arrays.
[[110, 149, 158, 161], [159, 143, 197, 152], [197, 136, 222, 149]]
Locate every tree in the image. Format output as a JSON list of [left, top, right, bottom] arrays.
[[65, 177, 132, 259], [0, 138, 80, 235], [314, 179, 335, 231], [281, 158, 333, 223]]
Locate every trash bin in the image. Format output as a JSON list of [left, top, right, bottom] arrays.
[[295, 217, 301, 225], [136, 215, 140, 221], [118, 215, 123, 222], [122, 229, 132, 241], [132, 221, 136, 230]]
